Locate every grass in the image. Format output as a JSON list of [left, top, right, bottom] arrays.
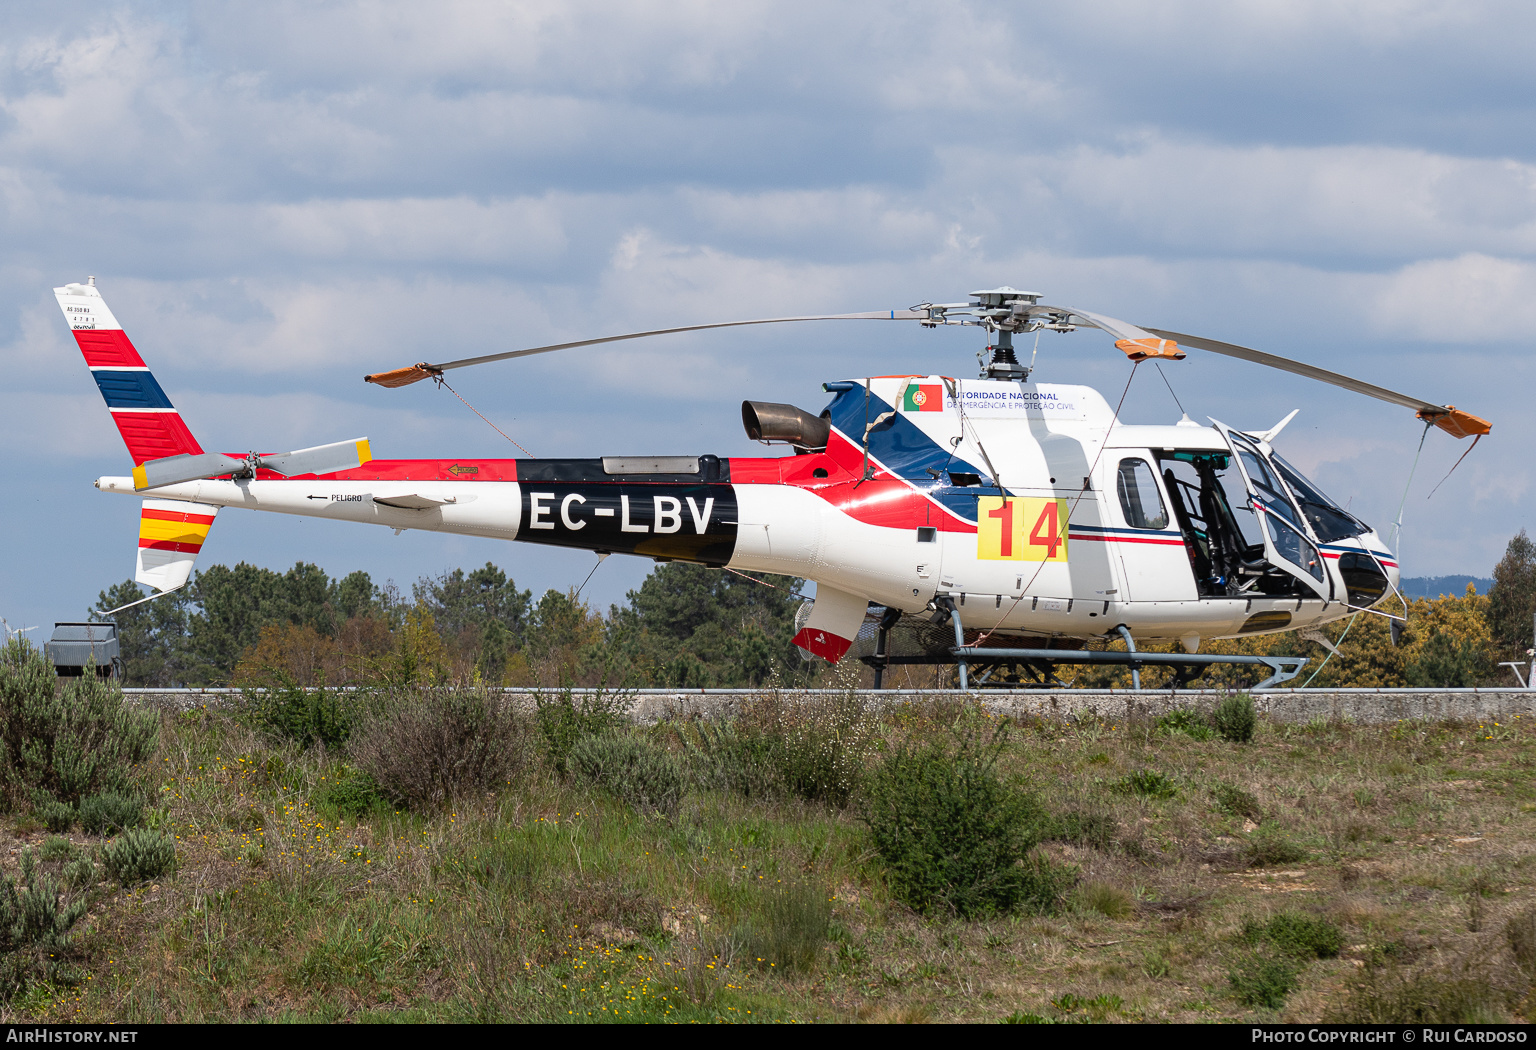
[[2, 699, 1536, 1022]]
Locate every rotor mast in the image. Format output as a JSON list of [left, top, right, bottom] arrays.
[[911, 287, 1065, 381]]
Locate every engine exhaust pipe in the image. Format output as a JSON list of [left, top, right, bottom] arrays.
[[741, 401, 830, 452]]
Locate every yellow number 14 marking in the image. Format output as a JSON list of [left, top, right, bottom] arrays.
[[977, 497, 1069, 562]]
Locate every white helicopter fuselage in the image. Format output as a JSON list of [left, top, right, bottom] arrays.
[[97, 375, 1397, 662]]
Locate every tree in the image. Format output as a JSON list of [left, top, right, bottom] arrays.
[[1489, 529, 1536, 658], [607, 563, 810, 687], [91, 581, 196, 686], [413, 563, 531, 642]]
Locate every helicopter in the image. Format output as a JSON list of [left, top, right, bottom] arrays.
[[57, 279, 1489, 688]]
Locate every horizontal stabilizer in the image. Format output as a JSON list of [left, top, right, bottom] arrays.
[[373, 493, 457, 509]]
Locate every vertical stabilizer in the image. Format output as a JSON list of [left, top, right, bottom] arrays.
[[54, 279, 204, 465], [136, 498, 218, 592]]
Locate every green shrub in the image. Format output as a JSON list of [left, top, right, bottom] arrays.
[[313, 766, 390, 819], [0, 639, 158, 806], [242, 678, 358, 749], [863, 727, 1070, 918], [35, 798, 75, 834], [62, 856, 95, 890], [1245, 823, 1309, 867], [1229, 953, 1301, 1009], [39, 836, 76, 862], [738, 880, 833, 973], [1114, 769, 1178, 799], [1044, 808, 1117, 849], [569, 733, 687, 815], [78, 791, 144, 835], [349, 687, 535, 809], [1243, 912, 1344, 958], [1330, 959, 1517, 1023], [1213, 783, 1263, 820], [1157, 708, 1215, 741], [102, 827, 176, 884], [1506, 905, 1536, 971], [0, 850, 87, 953], [534, 689, 631, 776], [1212, 693, 1258, 743]]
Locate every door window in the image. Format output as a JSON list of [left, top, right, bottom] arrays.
[[1116, 458, 1169, 530]]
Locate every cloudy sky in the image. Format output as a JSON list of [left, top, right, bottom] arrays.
[[2, 0, 1530, 632]]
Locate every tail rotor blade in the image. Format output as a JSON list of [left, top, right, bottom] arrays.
[[257, 438, 372, 477], [132, 438, 372, 490], [133, 452, 244, 491]]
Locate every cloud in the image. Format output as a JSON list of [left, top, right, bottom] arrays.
[[1367, 253, 1536, 342]]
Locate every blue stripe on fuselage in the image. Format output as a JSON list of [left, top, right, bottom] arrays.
[[92, 369, 173, 410], [823, 384, 996, 522]]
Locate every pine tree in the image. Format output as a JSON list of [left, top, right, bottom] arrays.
[[1489, 530, 1536, 658]]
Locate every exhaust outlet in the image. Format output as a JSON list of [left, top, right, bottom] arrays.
[[741, 401, 831, 452]]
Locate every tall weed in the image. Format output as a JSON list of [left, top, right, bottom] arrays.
[[1213, 693, 1258, 743], [732, 692, 880, 807], [737, 880, 833, 973]]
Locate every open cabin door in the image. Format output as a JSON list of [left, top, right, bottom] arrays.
[[1211, 421, 1332, 602]]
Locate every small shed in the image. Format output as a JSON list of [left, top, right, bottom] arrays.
[[44, 622, 122, 678]]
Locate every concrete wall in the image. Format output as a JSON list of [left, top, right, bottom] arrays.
[[123, 686, 1536, 725]]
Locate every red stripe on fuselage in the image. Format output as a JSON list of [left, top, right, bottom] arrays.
[[734, 429, 980, 533], [1070, 532, 1186, 546]]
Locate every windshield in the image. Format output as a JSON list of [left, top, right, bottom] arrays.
[[1270, 454, 1368, 543]]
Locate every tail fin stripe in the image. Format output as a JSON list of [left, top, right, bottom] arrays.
[[140, 508, 216, 526], [138, 540, 206, 554], [73, 329, 146, 368], [136, 497, 220, 592], [91, 370, 174, 409], [110, 414, 204, 465], [138, 512, 213, 550]]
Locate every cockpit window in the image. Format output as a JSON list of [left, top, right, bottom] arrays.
[[1228, 433, 1303, 529], [1116, 458, 1169, 530], [1270, 454, 1368, 543]]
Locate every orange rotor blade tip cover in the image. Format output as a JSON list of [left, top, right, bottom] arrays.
[[364, 364, 441, 388], [1418, 405, 1492, 439], [1114, 337, 1185, 362]]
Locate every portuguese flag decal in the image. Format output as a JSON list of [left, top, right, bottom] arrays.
[[902, 383, 944, 412]]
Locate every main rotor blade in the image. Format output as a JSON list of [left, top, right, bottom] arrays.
[[1143, 327, 1491, 439], [364, 311, 925, 387]]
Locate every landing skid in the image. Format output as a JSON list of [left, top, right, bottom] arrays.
[[863, 647, 1308, 691], [861, 604, 1308, 691]]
